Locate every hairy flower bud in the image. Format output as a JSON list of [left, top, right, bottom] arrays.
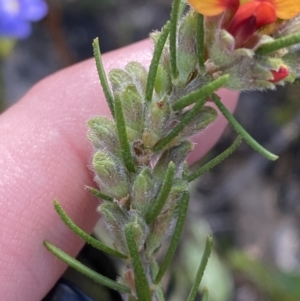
[[125, 62, 148, 96], [131, 167, 156, 215], [119, 84, 144, 137], [98, 202, 129, 253], [154, 65, 171, 96], [145, 179, 188, 258], [177, 11, 198, 85], [87, 117, 119, 154], [154, 140, 194, 180], [93, 150, 129, 199], [127, 214, 149, 252], [109, 68, 133, 93], [165, 106, 218, 147], [142, 97, 171, 149]]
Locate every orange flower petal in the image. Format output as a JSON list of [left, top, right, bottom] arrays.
[[188, 0, 239, 16], [270, 0, 300, 19]]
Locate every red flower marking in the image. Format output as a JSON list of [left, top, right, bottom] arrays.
[[269, 66, 289, 82]]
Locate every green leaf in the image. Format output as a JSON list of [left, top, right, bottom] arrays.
[[211, 94, 278, 161], [44, 240, 130, 293], [256, 33, 300, 55], [196, 13, 205, 69], [186, 236, 213, 301], [154, 191, 189, 284], [187, 136, 243, 182], [151, 261, 166, 301], [53, 200, 127, 259], [85, 186, 113, 202], [153, 96, 208, 152], [114, 94, 136, 173], [125, 224, 152, 301], [172, 74, 229, 111], [146, 22, 171, 102], [92, 38, 115, 117], [145, 161, 176, 224], [169, 0, 181, 80]]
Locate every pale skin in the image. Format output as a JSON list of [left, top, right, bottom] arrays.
[[0, 39, 238, 301]]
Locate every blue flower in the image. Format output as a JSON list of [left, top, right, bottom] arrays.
[[0, 0, 48, 38]]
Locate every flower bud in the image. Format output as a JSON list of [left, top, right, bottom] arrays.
[[269, 66, 289, 83], [167, 106, 217, 147], [142, 96, 171, 149], [87, 117, 119, 154], [154, 140, 194, 180], [125, 62, 148, 96], [177, 11, 198, 85], [127, 213, 149, 251], [98, 202, 129, 253], [145, 179, 188, 258], [93, 150, 129, 199], [109, 68, 133, 93], [154, 65, 171, 96], [120, 84, 144, 136], [131, 167, 155, 215]]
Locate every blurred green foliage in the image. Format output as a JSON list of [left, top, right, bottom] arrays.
[[228, 250, 300, 301]]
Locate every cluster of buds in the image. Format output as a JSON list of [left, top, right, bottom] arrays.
[[188, 0, 300, 90], [88, 47, 217, 298]]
